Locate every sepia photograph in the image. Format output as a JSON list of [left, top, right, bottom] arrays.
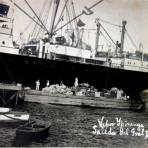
[[0, 0, 148, 147]]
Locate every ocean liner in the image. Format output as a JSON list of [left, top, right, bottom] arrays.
[[0, 0, 148, 99]]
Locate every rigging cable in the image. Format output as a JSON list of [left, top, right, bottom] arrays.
[[71, 0, 80, 47], [24, 0, 49, 34], [16, 16, 35, 43], [31, 0, 48, 39], [34, 0, 52, 39], [98, 18, 122, 28], [54, 0, 69, 31], [37, 0, 52, 39], [65, 2, 73, 35], [9, 0, 46, 32], [125, 29, 139, 51], [71, 0, 79, 31], [100, 23, 117, 47], [54, 0, 104, 34], [100, 31, 116, 50]]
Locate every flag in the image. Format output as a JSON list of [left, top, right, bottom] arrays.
[[77, 19, 85, 27]]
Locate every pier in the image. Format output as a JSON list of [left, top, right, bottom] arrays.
[[0, 83, 24, 106]]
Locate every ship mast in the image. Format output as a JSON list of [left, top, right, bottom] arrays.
[[95, 19, 101, 53], [49, 0, 60, 38], [120, 20, 127, 55]]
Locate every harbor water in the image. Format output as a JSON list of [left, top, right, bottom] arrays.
[[0, 102, 148, 147]]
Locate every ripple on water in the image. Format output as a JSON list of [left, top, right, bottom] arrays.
[[0, 102, 148, 147]]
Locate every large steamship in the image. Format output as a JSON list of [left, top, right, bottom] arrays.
[[0, 0, 148, 99]]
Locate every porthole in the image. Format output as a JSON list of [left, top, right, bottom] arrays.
[[2, 41, 5, 45]]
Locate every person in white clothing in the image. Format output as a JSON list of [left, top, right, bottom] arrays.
[[74, 77, 79, 88], [46, 80, 50, 87], [35, 80, 40, 90]]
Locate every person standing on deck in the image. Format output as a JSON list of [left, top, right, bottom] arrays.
[[74, 77, 79, 88], [35, 80, 40, 91], [72, 77, 79, 95], [46, 80, 50, 87]]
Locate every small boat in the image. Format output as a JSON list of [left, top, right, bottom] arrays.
[[16, 119, 52, 142], [0, 111, 30, 127], [0, 107, 11, 113]]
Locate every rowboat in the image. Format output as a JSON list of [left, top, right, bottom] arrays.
[[0, 107, 11, 113], [16, 119, 51, 142], [0, 111, 30, 127]]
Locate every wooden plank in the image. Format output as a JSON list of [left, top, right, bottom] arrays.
[[25, 94, 131, 109], [0, 84, 22, 91]]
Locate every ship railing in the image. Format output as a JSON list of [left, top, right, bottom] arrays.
[[110, 63, 122, 69], [110, 62, 148, 72], [123, 64, 148, 72]]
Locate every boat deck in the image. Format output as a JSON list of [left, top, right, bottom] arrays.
[[24, 90, 144, 110]]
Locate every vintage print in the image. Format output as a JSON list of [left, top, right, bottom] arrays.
[[0, 0, 148, 147]]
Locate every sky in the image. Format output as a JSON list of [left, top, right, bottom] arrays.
[[3, 0, 148, 53]]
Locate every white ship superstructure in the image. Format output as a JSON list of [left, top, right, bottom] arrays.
[[0, 3, 19, 54]]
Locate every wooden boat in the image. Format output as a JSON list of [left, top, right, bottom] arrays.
[[0, 111, 30, 127], [25, 90, 145, 111], [0, 107, 11, 113], [16, 119, 52, 142]]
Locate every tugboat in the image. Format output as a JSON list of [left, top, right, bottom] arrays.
[[0, 0, 148, 101]]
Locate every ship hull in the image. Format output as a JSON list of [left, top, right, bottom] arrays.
[[0, 52, 148, 98]]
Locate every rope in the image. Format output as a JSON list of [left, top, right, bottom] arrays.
[[54, 0, 69, 31], [54, 0, 104, 34], [98, 18, 122, 28], [39, 0, 52, 39], [9, 0, 46, 32], [65, 2, 73, 34], [100, 31, 116, 50], [125, 29, 139, 51], [34, 0, 50, 39], [71, 0, 80, 46], [100, 23, 117, 47], [16, 16, 35, 43], [24, 0, 49, 34], [31, 0, 47, 38]]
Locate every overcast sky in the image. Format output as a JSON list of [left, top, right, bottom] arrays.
[[3, 0, 148, 53]]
